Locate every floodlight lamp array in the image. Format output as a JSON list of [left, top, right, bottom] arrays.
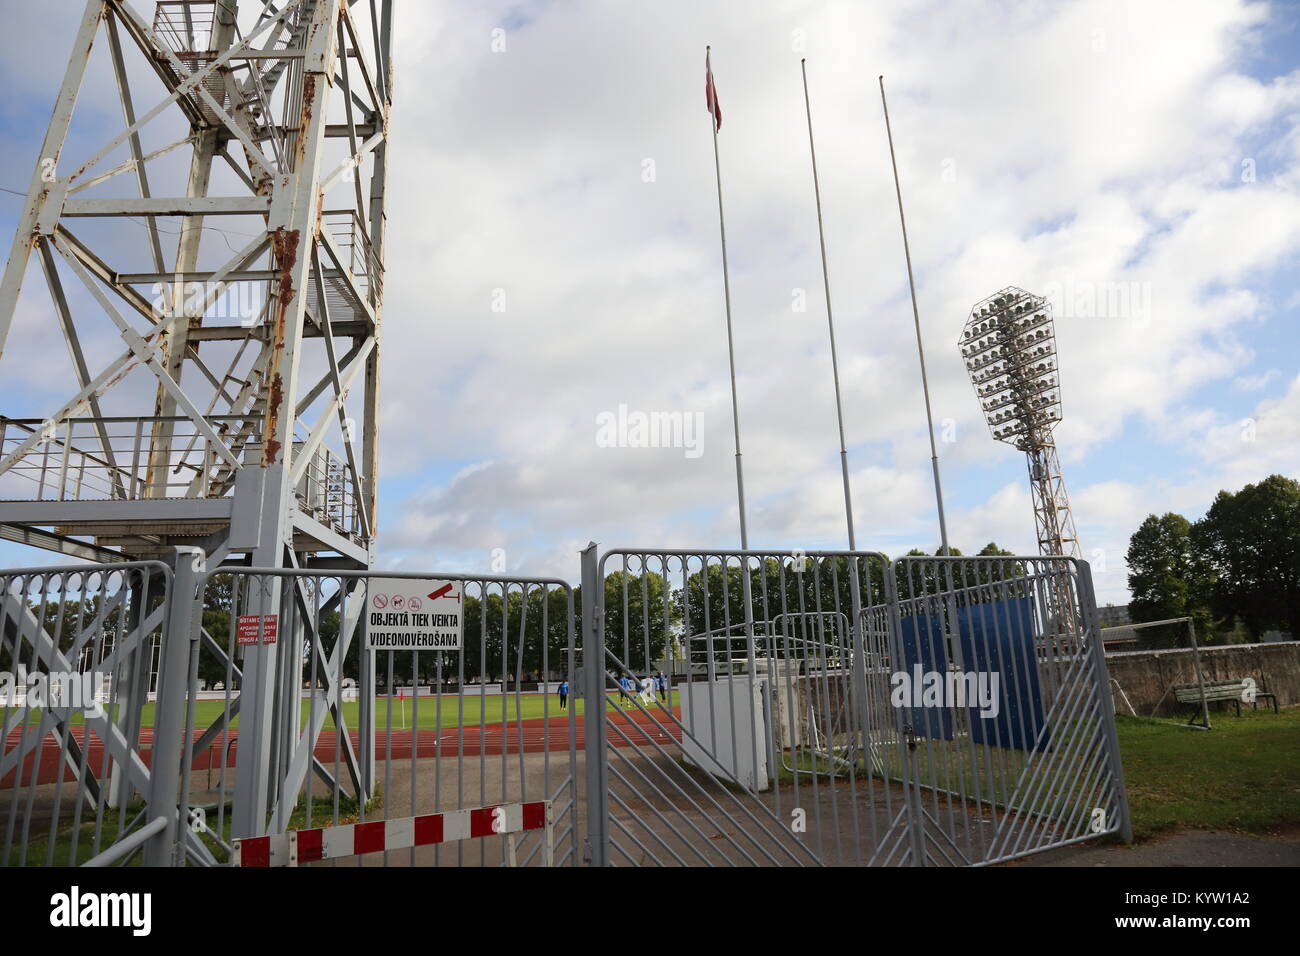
[[959, 286, 1062, 450]]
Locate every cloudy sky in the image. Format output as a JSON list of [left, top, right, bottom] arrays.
[[0, 0, 1298, 605]]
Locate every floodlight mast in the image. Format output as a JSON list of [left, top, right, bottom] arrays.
[[959, 287, 1080, 559]]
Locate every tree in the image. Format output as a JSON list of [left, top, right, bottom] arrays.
[[1125, 513, 1204, 645], [599, 569, 677, 676], [1194, 474, 1300, 639], [892, 543, 1029, 606]]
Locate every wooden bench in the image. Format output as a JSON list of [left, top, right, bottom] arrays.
[[1173, 679, 1279, 717]]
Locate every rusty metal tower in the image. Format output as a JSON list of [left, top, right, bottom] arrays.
[[0, 0, 393, 836], [960, 287, 1080, 558]]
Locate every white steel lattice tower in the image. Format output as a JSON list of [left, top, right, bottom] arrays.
[[959, 287, 1080, 558], [0, 0, 393, 837]]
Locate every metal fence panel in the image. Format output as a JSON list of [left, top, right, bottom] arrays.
[[586, 547, 906, 867], [189, 568, 580, 867], [0, 560, 195, 866], [584, 549, 1130, 867], [882, 555, 1131, 865]]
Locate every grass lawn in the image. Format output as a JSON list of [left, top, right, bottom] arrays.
[[1115, 708, 1300, 840], [768, 708, 1300, 844], [4, 690, 679, 734]]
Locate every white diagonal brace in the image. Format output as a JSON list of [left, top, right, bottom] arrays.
[[339, 4, 383, 114], [321, 129, 385, 192], [0, 0, 104, 360], [268, 576, 365, 830], [103, 8, 165, 273], [38, 240, 126, 496], [311, 242, 371, 537], [50, 235, 241, 468], [65, 136, 191, 197], [288, 336, 375, 486]]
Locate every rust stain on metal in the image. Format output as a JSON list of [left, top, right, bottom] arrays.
[[296, 74, 317, 170], [262, 226, 301, 466], [264, 372, 285, 466], [270, 227, 301, 311], [106, 356, 144, 391]]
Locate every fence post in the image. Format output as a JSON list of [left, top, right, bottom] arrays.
[[1076, 558, 1134, 843], [580, 541, 608, 866], [1187, 618, 1212, 730], [144, 547, 204, 866], [847, 556, 871, 794], [884, 560, 928, 866], [359, 579, 376, 798]]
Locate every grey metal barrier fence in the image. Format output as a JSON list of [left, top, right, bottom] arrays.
[[0, 550, 1130, 868], [580, 547, 1130, 867], [879, 555, 1131, 865], [0, 557, 206, 866], [582, 546, 902, 866], [184, 567, 580, 867]]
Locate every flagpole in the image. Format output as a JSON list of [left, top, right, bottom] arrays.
[[707, 46, 749, 549], [801, 59, 856, 550], [879, 74, 951, 555]]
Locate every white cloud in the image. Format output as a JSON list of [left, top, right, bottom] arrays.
[[0, 0, 1298, 598]]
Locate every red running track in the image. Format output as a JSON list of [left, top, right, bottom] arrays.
[[2, 708, 683, 787]]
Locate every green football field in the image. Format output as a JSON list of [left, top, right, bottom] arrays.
[[3, 690, 680, 732]]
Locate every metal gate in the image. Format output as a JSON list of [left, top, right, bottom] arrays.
[[580, 547, 1130, 866], [186, 568, 581, 867]]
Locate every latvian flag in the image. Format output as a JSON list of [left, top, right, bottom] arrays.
[[706, 52, 722, 131]]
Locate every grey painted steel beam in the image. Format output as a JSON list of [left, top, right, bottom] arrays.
[[0, 523, 121, 562], [61, 197, 271, 217], [0, 1, 103, 360], [0, 499, 232, 524]]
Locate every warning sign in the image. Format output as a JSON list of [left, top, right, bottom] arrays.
[[237, 614, 278, 646], [366, 578, 463, 651]]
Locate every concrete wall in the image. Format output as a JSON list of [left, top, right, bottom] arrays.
[[1104, 641, 1300, 717]]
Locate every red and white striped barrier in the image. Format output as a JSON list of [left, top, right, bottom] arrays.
[[234, 800, 552, 867]]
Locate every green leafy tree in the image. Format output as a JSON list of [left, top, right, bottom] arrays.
[[977, 542, 1013, 557], [1194, 474, 1300, 639], [1125, 513, 1206, 645], [674, 555, 883, 667], [599, 569, 677, 676], [894, 546, 961, 602]]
